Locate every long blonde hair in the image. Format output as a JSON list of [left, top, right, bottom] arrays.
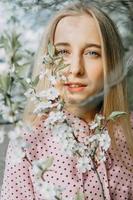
[[22, 2, 133, 163]]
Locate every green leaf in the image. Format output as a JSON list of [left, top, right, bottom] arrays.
[[32, 75, 39, 87], [43, 156, 54, 170], [11, 102, 18, 110], [13, 53, 22, 62], [1, 33, 11, 51], [75, 190, 84, 200], [43, 55, 53, 65], [107, 111, 127, 121], [94, 113, 103, 126], [5, 95, 11, 107], [0, 74, 11, 92], [19, 79, 30, 90], [48, 42, 55, 57]]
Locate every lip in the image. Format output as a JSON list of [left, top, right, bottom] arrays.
[[64, 82, 87, 92], [64, 82, 87, 86]]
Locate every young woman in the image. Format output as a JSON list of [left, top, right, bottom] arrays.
[[1, 2, 133, 200]]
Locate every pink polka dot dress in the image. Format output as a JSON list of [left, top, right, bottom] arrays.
[[1, 110, 133, 200]]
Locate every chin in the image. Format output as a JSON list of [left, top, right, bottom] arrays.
[[64, 94, 90, 105]]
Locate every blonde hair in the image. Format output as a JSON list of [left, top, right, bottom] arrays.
[[22, 2, 133, 165]]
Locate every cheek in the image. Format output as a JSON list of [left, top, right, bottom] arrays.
[[87, 66, 103, 83], [85, 57, 103, 78]]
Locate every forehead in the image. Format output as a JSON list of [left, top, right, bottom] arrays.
[[54, 14, 101, 46]]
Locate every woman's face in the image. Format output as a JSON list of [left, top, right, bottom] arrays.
[[54, 14, 103, 106]]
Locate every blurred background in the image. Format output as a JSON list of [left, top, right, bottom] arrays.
[[0, 0, 133, 190]]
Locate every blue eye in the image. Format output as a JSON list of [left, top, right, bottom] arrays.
[[90, 51, 97, 55], [86, 51, 100, 57], [56, 49, 69, 55]]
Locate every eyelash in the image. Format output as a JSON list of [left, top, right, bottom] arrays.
[[85, 51, 100, 57], [56, 49, 100, 57], [56, 49, 68, 55]]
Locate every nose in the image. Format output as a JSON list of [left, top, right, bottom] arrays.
[[68, 53, 85, 76]]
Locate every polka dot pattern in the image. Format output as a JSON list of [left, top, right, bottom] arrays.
[[0, 111, 133, 200]]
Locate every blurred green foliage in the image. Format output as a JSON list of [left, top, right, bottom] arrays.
[[0, 30, 34, 123]]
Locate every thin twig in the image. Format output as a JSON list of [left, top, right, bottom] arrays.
[[92, 160, 106, 200]]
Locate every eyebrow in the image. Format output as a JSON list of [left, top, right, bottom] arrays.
[[54, 42, 101, 49]]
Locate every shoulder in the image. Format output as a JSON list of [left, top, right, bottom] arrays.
[[108, 112, 133, 171], [111, 111, 133, 141], [22, 115, 50, 162], [22, 115, 47, 142]]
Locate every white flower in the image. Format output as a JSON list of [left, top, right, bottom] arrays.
[[26, 78, 31, 83], [76, 156, 92, 173], [24, 88, 35, 98], [99, 130, 111, 151], [48, 75, 57, 85], [45, 111, 66, 129], [8, 126, 21, 140], [95, 114, 105, 126], [52, 123, 77, 156], [32, 156, 54, 179], [57, 102, 63, 111], [11, 145, 26, 164], [33, 101, 52, 114], [36, 90, 46, 98], [15, 136, 30, 148], [31, 96, 39, 103], [58, 74, 67, 82], [62, 138, 76, 156], [37, 87, 59, 101], [84, 134, 100, 144], [32, 162, 42, 179], [46, 87, 59, 100], [97, 151, 106, 162], [0, 93, 4, 101], [53, 123, 73, 139], [89, 121, 98, 130], [8, 126, 30, 149], [34, 180, 64, 200], [37, 182, 64, 200], [43, 183, 57, 199], [0, 128, 6, 143], [0, 103, 19, 123], [23, 123, 33, 133], [39, 67, 48, 80], [0, 62, 10, 74], [9, 64, 15, 73], [1, 106, 15, 123], [0, 104, 7, 112], [75, 143, 89, 157], [60, 75, 67, 81]]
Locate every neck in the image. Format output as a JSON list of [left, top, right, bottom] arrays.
[[64, 104, 99, 123]]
